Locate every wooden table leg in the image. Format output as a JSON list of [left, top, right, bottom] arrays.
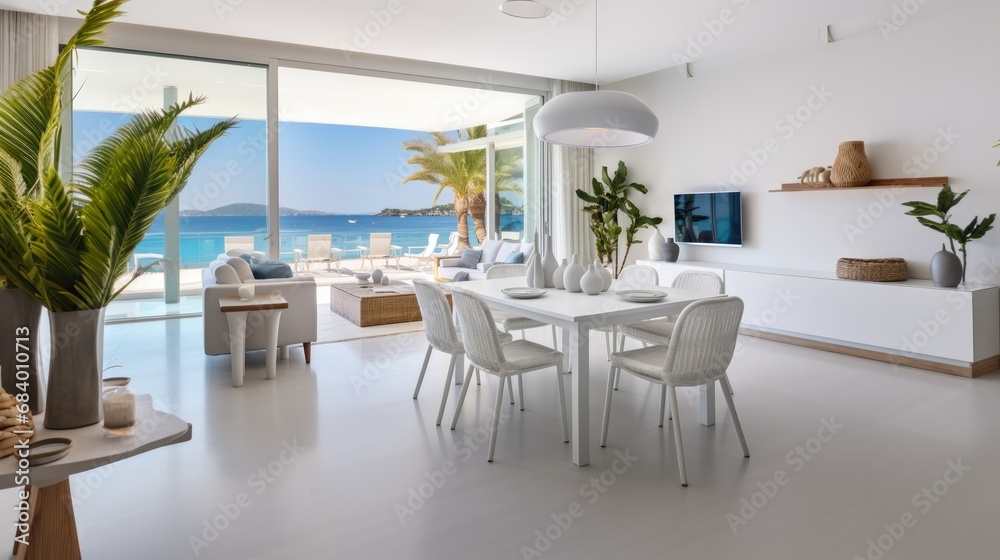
[[13, 481, 82, 560]]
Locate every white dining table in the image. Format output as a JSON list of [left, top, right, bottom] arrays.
[[451, 277, 723, 467]]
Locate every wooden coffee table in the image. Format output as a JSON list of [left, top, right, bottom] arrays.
[[331, 281, 446, 327]]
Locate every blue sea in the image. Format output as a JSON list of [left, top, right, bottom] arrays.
[[135, 214, 525, 268]]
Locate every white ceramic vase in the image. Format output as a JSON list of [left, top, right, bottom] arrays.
[[553, 258, 568, 289], [525, 252, 539, 288], [541, 234, 558, 288], [648, 228, 666, 260], [563, 254, 585, 293], [371, 269, 384, 283], [595, 259, 613, 292], [580, 264, 604, 295]]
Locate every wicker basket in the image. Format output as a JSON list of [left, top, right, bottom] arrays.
[[836, 258, 908, 282]]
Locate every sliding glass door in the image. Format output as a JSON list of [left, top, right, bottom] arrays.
[[71, 48, 267, 319]]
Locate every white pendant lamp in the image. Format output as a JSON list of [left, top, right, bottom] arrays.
[[532, 1, 658, 147], [499, 0, 552, 19]]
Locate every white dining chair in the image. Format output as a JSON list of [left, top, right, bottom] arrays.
[[449, 288, 569, 462], [412, 280, 514, 426], [597, 264, 660, 361], [601, 296, 749, 486], [486, 264, 559, 410], [614, 271, 728, 409]]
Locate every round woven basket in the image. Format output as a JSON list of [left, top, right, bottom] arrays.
[[836, 258, 908, 282]]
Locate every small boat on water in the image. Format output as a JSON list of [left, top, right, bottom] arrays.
[[399, 213, 407, 218], [347, 219, 357, 224]]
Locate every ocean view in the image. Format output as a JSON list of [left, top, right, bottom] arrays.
[[135, 214, 524, 267]]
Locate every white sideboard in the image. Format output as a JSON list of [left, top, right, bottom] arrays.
[[637, 260, 1000, 377]]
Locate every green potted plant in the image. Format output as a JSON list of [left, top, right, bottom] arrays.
[[902, 185, 995, 286], [576, 161, 663, 278], [0, 0, 237, 428], [576, 161, 662, 278]]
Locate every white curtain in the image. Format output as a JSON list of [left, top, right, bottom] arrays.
[[0, 10, 58, 92], [549, 80, 597, 264]]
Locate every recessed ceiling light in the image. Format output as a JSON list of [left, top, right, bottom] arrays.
[[499, 0, 552, 19]]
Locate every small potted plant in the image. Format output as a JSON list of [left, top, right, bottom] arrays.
[[902, 185, 995, 286]]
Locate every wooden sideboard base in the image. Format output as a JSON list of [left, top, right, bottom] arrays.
[[13, 480, 82, 560], [739, 327, 1000, 378]]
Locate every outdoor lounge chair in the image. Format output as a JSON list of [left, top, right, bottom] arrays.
[[358, 232, 401, 270], [405, 233, 440, 271], [294, 234, 343, 273]]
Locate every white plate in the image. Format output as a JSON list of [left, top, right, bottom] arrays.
[[616, 289, 668, 303], [501, 287, 547, 299]]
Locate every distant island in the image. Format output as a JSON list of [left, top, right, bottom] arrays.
[[180, 203, 333, 217], [376, 199, 524, 217]]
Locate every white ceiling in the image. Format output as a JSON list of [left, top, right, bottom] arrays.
[[5, 0, 894, 83]]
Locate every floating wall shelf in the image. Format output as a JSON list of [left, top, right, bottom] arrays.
[[770, 176, 948, 192]]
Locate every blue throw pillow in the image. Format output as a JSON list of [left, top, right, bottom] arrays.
[[457, 249, 482, 269], [503, 251, 524, 264], [239, 253, 260, 266], [251, 262, 293, 279]]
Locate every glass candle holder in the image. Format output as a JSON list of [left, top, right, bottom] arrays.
[[102, 386, 136, 436], [238, 284, 255, 301]]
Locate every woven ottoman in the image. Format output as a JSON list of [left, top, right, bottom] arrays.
[[330, 281, 447, 327]]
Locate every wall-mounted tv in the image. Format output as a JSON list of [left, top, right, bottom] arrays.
[[674, 191, 743, 247]]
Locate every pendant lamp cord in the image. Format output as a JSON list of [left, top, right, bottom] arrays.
[[594, 0, 599, 90]]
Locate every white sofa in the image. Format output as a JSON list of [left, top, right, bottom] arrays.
[[202, 254, 318, 363], [434, 239, 534, 281]]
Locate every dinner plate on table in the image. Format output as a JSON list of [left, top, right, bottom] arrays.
[[615, 289, 668, 303], [501, 287, 547, 299]]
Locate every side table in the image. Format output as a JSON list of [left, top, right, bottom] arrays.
[[1, 395, 191, 560], [219, 294, 288, 387]]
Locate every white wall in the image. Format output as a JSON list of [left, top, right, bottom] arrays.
[[600, 0, 1000, 284]]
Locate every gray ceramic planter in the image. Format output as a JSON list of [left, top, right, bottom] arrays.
[[45, 307, 106, 429]]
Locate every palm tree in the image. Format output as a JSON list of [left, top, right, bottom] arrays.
[[402, 126, 522, 248]]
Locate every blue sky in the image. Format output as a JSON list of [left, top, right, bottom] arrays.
[[73, 111, 450, 214]]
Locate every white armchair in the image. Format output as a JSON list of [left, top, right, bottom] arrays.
[[202, 256, 318, 363]]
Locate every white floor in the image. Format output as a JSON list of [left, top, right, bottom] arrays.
[[6, 318, 1000, 559]]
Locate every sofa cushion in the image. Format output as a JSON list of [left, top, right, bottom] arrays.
[[495, 241, 521, 263], [480, 239, 504, 264], [503, 251, 524, 264], [227, 257, 255, 283], [457, 249, 482, 269], [252, 262, 293, 279], [239, 253, 260, 266], [520, 243, 535, 259], [213, 263, 241, 285]]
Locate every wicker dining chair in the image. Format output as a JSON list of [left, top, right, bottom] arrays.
[[412, 280, 513, 426], [601, 296, 749, 486], [449, 288, 568, 462]]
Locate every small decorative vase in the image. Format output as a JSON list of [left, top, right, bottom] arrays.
[[580, 264, 603, 295], [831, 140, 873, 188], [553, 259, 568, 290], [45, 307, 106, 429], [663, 237, 680, 263], [563, 254, 585, 293], [371, 269, 384, 283], [525, 252, 539, 288], [595, 259, 613, 292], [648, 228, 666, 261], [930, 244, 962, 288], [0, 288, 45, 414], [381, 276, 390, 285], [541, 234, 558, 288]]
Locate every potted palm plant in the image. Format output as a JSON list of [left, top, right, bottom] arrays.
[[576, 161, 662, 277], [0, 0, 237, 428]]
